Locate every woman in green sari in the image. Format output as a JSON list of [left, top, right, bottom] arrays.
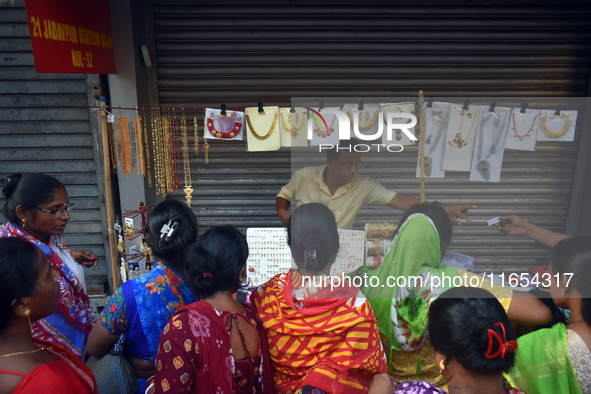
[[506, 236, 591, 394], [354, 203, 552, 387]]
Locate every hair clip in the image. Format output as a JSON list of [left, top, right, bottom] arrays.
[[304, 249, 317, 265], [484, 322, 518, 359], [159, 220, 179, 241], [0, 176, 11, 194], [202, 272, 213, 279]]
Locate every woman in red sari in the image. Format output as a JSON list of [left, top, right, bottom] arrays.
[[251, 203, 391, 394], [151, 225, 275, 393], [0, 237, 97, 393]]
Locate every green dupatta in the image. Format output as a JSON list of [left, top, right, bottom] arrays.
[[354, 214, 458, 367], [506, 323, 582, 394]]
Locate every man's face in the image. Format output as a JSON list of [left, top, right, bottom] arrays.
[[326, 151, 362, 187]]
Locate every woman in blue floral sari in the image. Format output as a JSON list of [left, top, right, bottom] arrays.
[[87, 199, 199, 392]]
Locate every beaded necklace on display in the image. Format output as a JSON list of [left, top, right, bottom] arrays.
[[118, 115, 133, 174], [151, 116, 161, 194], [142, 109, 152, 186], [136, 115, 146, 176], [281, 111, 306, 138], [449, 107, 479, 148], [475, 111, 504, 181], [313, 114, 337, 138], [133, 115, 141, 175], [162, 116, 172, 195], [203, 120, 210, 164], [511, 112, 538, 141], [106, 115, 118, 173], [424, 106, 450, 177], [180, 112, 193, 207], [346, 110, 379, 132], [172, 114, 182, 191], [540, 112, 571, 139], [246, 111, 278, 140], [193, 117, 199, 155], [207, 112, 242, 139]]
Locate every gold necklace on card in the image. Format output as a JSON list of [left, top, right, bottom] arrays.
[[449, 108, 479, 148], [281, 112, 305, 138], [246, 112, 278, 140], [540, 112, 571, 139]]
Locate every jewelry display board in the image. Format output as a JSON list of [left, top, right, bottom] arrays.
[[329, 229, 366, 276], [246, 228, 366, 287], [469, 106, 511, 183], [536, 109, 577, 142], [279, 107, 308, 147], [504, 108, 540, 151], [246, 228, 293, 287], [309, 107, 340, 146], [245, 106, 280, 151], [204, 108, 245, 140], [415, 102, 452, 178], [442, 105, 482, 172], [380, 103, 417, 146], [341, 103, 382, 143]]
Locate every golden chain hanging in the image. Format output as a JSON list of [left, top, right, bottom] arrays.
[[181, 114, 193, 207]]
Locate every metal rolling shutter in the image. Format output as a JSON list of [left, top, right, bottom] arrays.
[[0, 3, 109, 293], [152, 2, 591, 274]]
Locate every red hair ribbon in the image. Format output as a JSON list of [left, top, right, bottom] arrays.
[[203, 272, 213, 279], [484, 322, 518, 359]]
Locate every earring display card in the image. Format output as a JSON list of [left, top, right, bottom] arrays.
[[246, 228, 366, 287], [279, 107, 308, 147], [416, 102, 452, 179], [329, 229, 366, 276], [341, 103, 383, 144], [380, 103, 417, 146], [442, 105, 482, 172], [504, 108, 540, 151], [246, 228, 293, 288], [309, 107, 340, 147], [469, 106, 511, 183], [245, 106, 280, 151], [204, 108, 245, 140], [536, 109, 577, 142]]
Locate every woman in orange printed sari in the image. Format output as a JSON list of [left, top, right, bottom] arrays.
[[251, 203, 391, 394]]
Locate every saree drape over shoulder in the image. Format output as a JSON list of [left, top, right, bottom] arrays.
[[352, 214, 513, 386], [252, 270, 387, 394], [506, 323, 583, 394], [0, 222, 91, 358]]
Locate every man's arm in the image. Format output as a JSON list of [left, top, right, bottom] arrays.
[[496, 215, 572, 248], [276, 196, 291, 225], [386, 193, 475, 225]]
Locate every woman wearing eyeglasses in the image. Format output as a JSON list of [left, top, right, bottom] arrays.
[[0, 173, 95, 359]]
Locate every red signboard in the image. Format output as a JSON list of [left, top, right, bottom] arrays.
[[25, 0, 116, 74]]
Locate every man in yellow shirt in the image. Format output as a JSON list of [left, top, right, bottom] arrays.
[[276, 139, 474, 229]]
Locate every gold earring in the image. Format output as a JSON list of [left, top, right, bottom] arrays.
[[24, 308, 32, 332], [439, 360, 445, 372], [22, 218, 26, 229]]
